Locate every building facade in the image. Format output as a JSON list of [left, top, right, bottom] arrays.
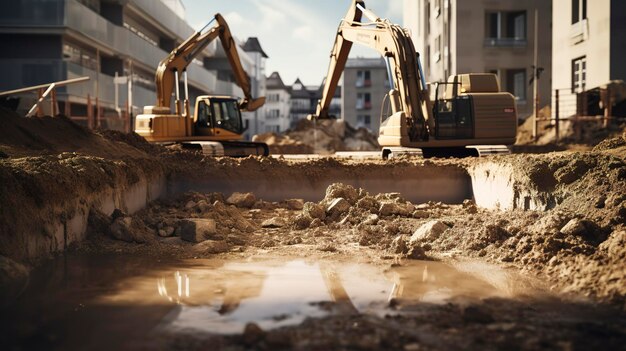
[[0, 0, 261, 132], [241, 37, 269, 140], [289, 78, 313, 128], [342, 58, 389, 133], [404, 0, 552, 119], [552, 0, 626, 117], [264, 72, 291, 133]]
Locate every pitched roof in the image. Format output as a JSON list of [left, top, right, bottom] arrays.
[[266, 72, 288, 90], [242, 37, 269, 58], [290, 78, 313, 99]]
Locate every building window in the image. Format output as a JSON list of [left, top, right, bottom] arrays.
[[572, 0, 587, 24], [356, 93, 372, 110], [266, 109, 280, 119], [356, 115, 371, 129], [505, 69, 526, 102], [356, 70, 372, 87], [267, 93, 280, 102], [485, 11, 527, 47], [572, 56, 587, 93]]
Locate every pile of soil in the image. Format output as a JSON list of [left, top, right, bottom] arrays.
[[254, 119, 379, 154]]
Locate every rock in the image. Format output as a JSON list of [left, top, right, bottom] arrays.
[[412, 210, 430, 219], [110, 208, 126, 221], [326, 198, 351, 217], [410, 220, 449, 242], [227, 192, 256, 208], [294, 214, 313, 230], [356, 196, 380, 213], [158, 229, 168, 237], [87, 209, 111, 236], [407, 245, 428, 260], [363, 214, 379, 225], [184, 200, 196, 209], [192, 240, 231, 254], [284, 198, 305, 210], [178, 219, 217, 243], [324, 183, 359, 205], [560, 218, 586, 236], [391, 235, 409, 254], [303, 202, 326, 220], [243, 322, 266, 345], [164, 226, 175, 236], [253, 200, 277, 210], [262, 217, 287, 228], [379, 202, 412, 217], [196, 200, 211, 212], [0, 256, 29, 308], [109, 216, 134, 242]]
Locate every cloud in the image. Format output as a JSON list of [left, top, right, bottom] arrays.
[[292, 25, 314, 40]]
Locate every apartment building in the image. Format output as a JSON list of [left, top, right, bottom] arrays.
[[264, 72, 291, 133], [241, 37, 269, 140], [0, 0, 260, 131], [404, 0, 552, 119], [342, 58, 389, 133], [552, 0, 626, 117], [289, 78, 314, 128]]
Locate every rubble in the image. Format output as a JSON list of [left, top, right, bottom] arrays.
[[227, 192, 257, 208], [253, 119, 380, 155], [178, 219, 217, 243]]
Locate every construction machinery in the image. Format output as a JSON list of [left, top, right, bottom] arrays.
[[309, 0, 517, 158], [134, 14, 269, 156]]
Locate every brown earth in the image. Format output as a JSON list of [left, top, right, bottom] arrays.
[[253, 119, 380, 154], [1, 109, 626, 349]]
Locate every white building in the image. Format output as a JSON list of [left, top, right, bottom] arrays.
[[552, 0, 626, 117], [264, 72, 291, 133], [241, 37, 269, 140]]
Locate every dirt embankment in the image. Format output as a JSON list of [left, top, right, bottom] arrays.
[[253, 119, 379, 154]]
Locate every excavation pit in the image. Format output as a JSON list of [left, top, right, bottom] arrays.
[[1, 254, 544, 349]]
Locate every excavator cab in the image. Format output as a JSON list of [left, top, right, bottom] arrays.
[[432, 81, 473, 140], [194, 96, 246, 139]]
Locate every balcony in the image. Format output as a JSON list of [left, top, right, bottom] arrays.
[[63, 0, 215, 92], [570, 19, 588, 45], [356, 101, 372, 110], [484, 38, 527, 48]]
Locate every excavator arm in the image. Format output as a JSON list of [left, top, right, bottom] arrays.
[[310, 0, 433, 141], [155, 13, 265, 114]]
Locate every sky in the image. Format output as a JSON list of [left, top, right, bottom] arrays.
[[181, 0, 403, 86]]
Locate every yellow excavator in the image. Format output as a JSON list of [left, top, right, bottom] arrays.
[[134, 14, 269, 156], [310, 0, 517, 158]]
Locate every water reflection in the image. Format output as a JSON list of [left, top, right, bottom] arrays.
[[137, 259, 530, 334]]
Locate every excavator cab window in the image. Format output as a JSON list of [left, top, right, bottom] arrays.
[[433, 82, 474, 139], [211, 99, 243, 134]]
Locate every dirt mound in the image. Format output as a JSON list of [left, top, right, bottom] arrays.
[[254, 119, 379, 154], [0, 107, 150, 160], [252, 133, 313, 154]]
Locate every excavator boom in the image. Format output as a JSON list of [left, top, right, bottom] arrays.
[[311, 0, 517, 156], [134, 13, 269, 157], [155, 13, 264, 113]]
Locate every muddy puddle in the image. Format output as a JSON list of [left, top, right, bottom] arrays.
[[1, 254, 543, 350]]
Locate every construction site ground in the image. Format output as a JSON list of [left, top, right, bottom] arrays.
[[0, 107, 625, 350]]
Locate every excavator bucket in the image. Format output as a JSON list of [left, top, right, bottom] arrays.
[[239, 97, 265, 112]]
